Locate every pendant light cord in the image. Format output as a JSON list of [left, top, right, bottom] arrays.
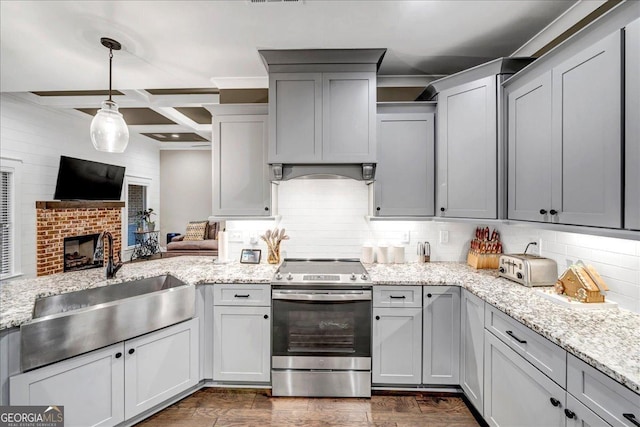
[[108, 48, 113, 102]]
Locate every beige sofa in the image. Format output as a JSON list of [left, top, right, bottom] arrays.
[[165, 221, 219, 257]]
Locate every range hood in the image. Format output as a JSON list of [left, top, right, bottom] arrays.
[[270, 163, 375, 181]]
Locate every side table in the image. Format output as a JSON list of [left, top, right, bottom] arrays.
[[131, 230, 161, 261]]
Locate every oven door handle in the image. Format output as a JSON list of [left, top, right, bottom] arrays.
[[272, 291, 372, 302]]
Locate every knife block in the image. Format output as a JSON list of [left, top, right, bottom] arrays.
[[467, 250, 500, 269]]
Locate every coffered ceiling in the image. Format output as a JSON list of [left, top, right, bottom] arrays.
[[0, 0, 608, 148]]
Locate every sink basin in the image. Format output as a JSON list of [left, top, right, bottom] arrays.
[[32, 275, 188, 318], [21, 275, 195, 371]]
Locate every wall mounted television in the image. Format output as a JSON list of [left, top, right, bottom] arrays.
[[54, 156, 126, 201]]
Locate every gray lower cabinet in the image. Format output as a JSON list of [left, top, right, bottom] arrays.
[[626, 17, 640, 231], [213, 287, 271, 383], [567, 354, 640, 427], [10, 319, 199, 427], [372, 306, 422, 385], [423, 286, 460, 385], [550, 30, 622, 228], [10, 343, 124, 427], [484, 330, 565, 427], [436, 75, 497, 219], [507, 71, 553, 222], [375, 110, 435, 216], [268, 71, 376, 163], [460, 290, 484, 415], [211, 105, 271, 216], [124, 318, 199, 419], [565, 393, 610, 427]]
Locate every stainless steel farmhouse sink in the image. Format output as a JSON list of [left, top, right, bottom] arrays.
[[21, 275, 195, 371]]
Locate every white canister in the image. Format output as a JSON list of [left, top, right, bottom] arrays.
[[361, 245, 374, 264], [393, 245, 405, 264], [377, 244, 389, 264]]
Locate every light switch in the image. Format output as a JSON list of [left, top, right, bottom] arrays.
[[439, 230, 449, 244]]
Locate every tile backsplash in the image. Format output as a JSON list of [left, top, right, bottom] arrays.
[[226, 179, 639, 313]]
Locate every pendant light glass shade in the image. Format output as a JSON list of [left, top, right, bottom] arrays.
[[91, 37, 128, 153], [90, 100, 129, 153]]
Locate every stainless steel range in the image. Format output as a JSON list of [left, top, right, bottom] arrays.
[[271, 258, 372, 397]]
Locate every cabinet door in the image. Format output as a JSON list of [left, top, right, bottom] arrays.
[[626, 18, 640, 230], [375, 113, 435, 216], [372, 307, 422, 385], [566, 393, 610, 427], [322, 72, 376, 163], [484, 331, 565, 427], [213, 305, 271, 382], [10, 343, 125, 427], [507, 72, 553, 222], [551, 30, 622, 228], [268, 73, 322, 163], [423, 286, 460, 384], [213, 114, 271, 216], [124, 319, 199, 419], [436, 75, 497, 219], [460, 290, 485, 415]]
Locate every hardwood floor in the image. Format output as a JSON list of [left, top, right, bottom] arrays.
[[136, 389, 481, 427]]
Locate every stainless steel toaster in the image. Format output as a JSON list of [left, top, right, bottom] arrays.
[[498, 254, 558, 287]]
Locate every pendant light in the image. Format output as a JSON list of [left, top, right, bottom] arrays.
[[90, 37, 129, 153]]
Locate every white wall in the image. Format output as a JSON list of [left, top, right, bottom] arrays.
[[160, 150, 212, 245], [0, 94, 160, 278], [226, 179, 640, 313]]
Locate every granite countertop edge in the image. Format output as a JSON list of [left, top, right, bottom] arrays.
[[1, 258, 638, 395]]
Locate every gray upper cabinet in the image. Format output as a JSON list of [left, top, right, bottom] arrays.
[[551, 30, 622, 228], [507, 72, 553, 222], [436, 75, 498, 219], [626, 18, 640, 231], [268, 73, 322, 163], [375, 108, 435, 216], [211, 105, 271, 216], [322, 72, 376, 162], [260, 49, 385, 164], [268, 71, 376, 164]]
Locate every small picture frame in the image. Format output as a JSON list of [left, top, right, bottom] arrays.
[[240, 248, 262, 264]]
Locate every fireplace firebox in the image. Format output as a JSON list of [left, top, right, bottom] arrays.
[[63, 234, 103, 272]]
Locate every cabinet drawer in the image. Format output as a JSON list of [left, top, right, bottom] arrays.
[[567, 354, 640, 427], [213, 284, 271, 306], [373, 286, 422, 308], [485, 305, 566, 387]]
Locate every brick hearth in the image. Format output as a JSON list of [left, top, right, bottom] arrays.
[[36, 201, 125, 276]]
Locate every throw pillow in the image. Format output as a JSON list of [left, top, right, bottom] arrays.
[[207, 221, 219, 240], [183, 221, 208, 241]]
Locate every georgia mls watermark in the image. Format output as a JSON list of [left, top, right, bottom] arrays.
[[0, 406, 64, 427]]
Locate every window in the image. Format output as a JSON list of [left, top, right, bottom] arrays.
[[1, 158, 22, 279], [123, 176, 151, 248]]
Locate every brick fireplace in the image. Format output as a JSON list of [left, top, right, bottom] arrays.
[[36, 201, 125, 276]]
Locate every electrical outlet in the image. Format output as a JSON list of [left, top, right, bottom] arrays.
[[400, 231, 410, 244], [229, 231, 243, 243], [439, 230, 449, 244], [249, 232, 258, 245]]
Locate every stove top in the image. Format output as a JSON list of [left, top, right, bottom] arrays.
[[272, 258, 371, 286]]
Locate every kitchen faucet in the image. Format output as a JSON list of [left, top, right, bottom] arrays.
[[96, 231, 123, 279]]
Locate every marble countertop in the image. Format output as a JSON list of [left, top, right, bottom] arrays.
[[1, 258, 638, 395]]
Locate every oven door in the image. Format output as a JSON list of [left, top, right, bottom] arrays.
[[272, 289, 372, 360]]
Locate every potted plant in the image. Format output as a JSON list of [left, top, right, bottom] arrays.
[[136, 208, 156, 231]]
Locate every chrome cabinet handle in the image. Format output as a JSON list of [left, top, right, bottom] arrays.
[[506, 330, 527, 344], [624, 414, 640, 427]]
